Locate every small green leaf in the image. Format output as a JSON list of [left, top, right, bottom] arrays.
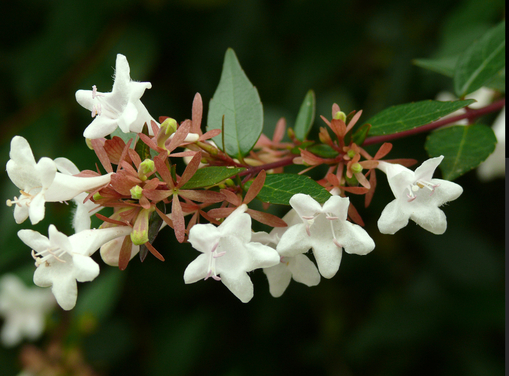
[[425, 124, 497, 180], [180, 166, 245, 189], [207, 48, 263, 158], [413, 56, 458, 77], [306, 144, 339, 158], [367, 99, 475, 136], [454, 21, 506, 97], [352, 123, 372, 146], [253, 174, 331, 205], [294, 90, 316, 141]]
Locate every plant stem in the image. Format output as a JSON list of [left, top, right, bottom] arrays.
[[238, 156, 296, 177], [362, 98, 505, 146]]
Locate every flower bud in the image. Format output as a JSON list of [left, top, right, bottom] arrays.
[[157, 118, 178, 149], [138, 159, 155, 181], [130, 207, 155, 245], [347, 149, 357, 159], [130, 185, 143, 199], [351, 162, 363, 173], [334, 111, 346, 122]]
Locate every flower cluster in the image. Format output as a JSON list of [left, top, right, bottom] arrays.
[[5, 53, 468, 316]]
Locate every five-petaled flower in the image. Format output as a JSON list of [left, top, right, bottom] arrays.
[[0, 274, 55, 347], [75, 54, 155, 139], [276, 194, 375, 279], [18, 225, 132, 310], [376, 156, 463, 235], [6, 136, 112, 225], [184, 204, 280, 303], [252, 209, 321, 298]]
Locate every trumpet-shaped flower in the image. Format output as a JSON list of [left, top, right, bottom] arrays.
[[252, 209, 320, 298], [6, 136, 112, 225], [18, 225, 132, 310], [0, 274, 55, 347], [277, 194, 375, 279], [377, 156, 463, 235], [184, 205, 280, 303], [76, 54, 155, 139]]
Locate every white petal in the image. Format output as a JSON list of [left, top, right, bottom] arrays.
[[377, 199, 410, 234], [339, 221, 375, 255], [220, 211, 252, 243], [410, 206, 447, 234], [8, 136, 36, 168], [36, 157, 57, 189], [287, 254, 321, 286], [83, 116, 119, 139], [17, 229, 50, 251], [188, 223, 221, 254], [414, 156, 443, 181], [72, 254, 100, 282], [54, 157, 80, 175], [75, 89, 95, 112], [244, 242, 280, 271], [263, 263, 292, 297], [289, 193, 323, 219], [183, 254, 209, 284], [310, 238, 342, 279], [13, 203, 29, 224], [27, 193, 46, 225], [276, 223, 313, 257], [322, 195, 349, 221], [220, 270, 254, 303]]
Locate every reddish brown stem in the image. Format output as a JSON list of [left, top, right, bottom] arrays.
[[363, 98, 505, 146], [238, 156, 297, 177]]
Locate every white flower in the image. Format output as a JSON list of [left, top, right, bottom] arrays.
[[18, 225, 132, 310], [377, 156, 463, 235], [276, 194, 375, 279], [0, 274, 55, 347], [6, 136, 112, 225], [477, 107, 505, 181], [6, 136, 57, 225], [75, 54, 155, 139], [252, 209, 320, 298], [184, 204, 280, 303]]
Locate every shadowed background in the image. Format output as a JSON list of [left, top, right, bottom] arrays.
[[0, 0, 504, 375]]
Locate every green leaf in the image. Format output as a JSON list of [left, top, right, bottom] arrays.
[[294, 90, 316, 141], [207, 48, 263, 158], [454, 21, 506, 97], [180, 166, 245, 189], [367, 99, 475, 136], [413, 56, 458, 77], [425, 124, 497, 180], [352, 123, 372, 146], [306, 144, 339, 158], [254, 174, 331, 205]]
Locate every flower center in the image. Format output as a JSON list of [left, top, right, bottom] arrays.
[[89, 85, 122, 119], [6, 188, 39, 208], [406, 179, 440, 202], [204, 242, 225, 281]]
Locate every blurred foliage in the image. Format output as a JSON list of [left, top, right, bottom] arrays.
[[0, 0, 504, 375]]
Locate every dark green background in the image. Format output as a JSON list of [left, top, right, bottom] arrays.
[[0, 0, 504, 375]]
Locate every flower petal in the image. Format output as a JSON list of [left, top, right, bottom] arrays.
[[377, 199, 410, 234], [263, 263, 292, 298], [287, 254, 321, 286]]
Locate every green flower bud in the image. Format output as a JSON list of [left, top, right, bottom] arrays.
[[157, 118, 178, 149], [130, 185, 143, 200], [93, 192, 104, 201], [334, 111, 346, 122], [351, 162, 363, 173], [130, 207, 154, 245], [138, 159, 155, 181], [347, 149, 356, 159]]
